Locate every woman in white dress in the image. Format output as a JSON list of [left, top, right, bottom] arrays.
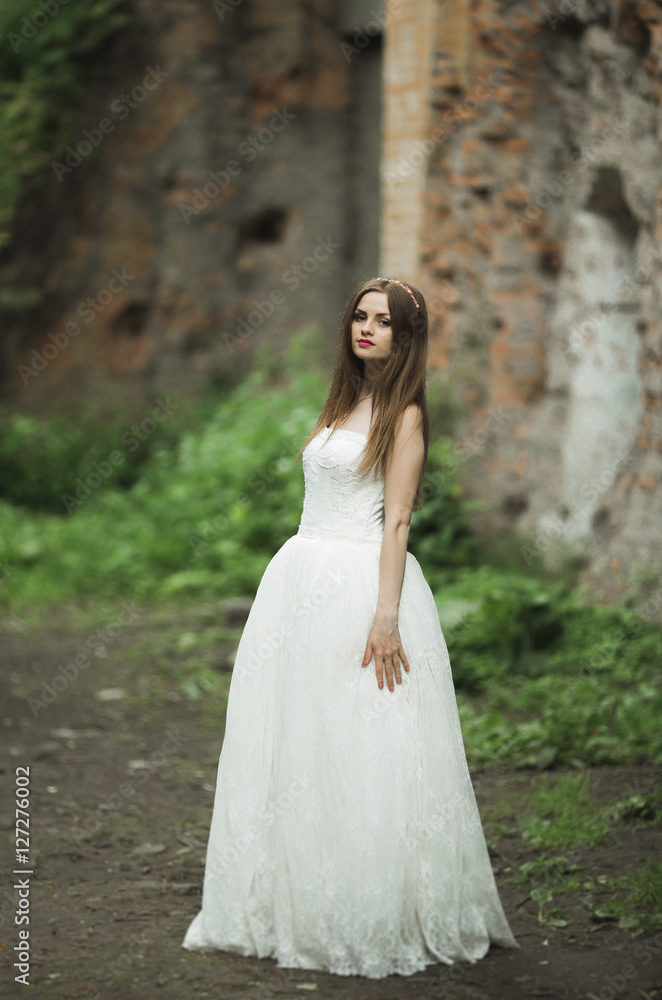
[[182, 277, 519, 978]]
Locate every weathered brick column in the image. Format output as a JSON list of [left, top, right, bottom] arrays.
[[380, 0, 438, 278]]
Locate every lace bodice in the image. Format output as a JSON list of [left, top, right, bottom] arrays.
[[297, 426, 385, 544]]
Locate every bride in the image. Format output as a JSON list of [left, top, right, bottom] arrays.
[[182, 276, 519, 978]]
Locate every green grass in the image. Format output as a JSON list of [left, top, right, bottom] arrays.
[[612, 861, 662, 933], [496, 776, 662, 937], [516, 771, 614, 848], [450, 581, 662, 770], [578, 861, 662, 937]]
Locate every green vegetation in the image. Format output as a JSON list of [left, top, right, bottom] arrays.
[[508, 775, 662, 937], [517, 771, 615, 849], [1, 328, 661, 775], [590, 860, 662, 936], [451, 578, 662, 769], [0, 327, 477, 605]]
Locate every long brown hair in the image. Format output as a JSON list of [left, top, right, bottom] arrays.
[[297, 277, 430, 511]]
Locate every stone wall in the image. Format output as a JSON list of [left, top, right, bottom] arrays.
[[3, 0, 381, 415], [399, 0, 662, 614]]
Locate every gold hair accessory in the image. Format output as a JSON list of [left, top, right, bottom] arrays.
[[375, 277, 420, 311]]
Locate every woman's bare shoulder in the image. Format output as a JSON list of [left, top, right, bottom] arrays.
[[397, 404, 424, 436]]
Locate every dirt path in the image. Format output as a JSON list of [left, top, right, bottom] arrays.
[[1, 603, 661, 1000]]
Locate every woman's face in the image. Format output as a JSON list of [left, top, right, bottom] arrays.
[[351, 291, 392, 365]]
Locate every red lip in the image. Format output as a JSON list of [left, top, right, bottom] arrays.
[[357, 339, 374, 346]]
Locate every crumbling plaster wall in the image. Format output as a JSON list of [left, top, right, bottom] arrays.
[[410, 0, 662, 612]]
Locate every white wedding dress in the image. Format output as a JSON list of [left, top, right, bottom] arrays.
[[182, 425, 519, 978]]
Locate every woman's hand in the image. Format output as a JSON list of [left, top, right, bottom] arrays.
[[361, 616, 410, 692]]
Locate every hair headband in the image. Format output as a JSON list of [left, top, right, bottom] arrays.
[[375, 277, 420, 311]]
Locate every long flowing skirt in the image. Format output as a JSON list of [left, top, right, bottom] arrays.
[[182, 534, 519, 978]]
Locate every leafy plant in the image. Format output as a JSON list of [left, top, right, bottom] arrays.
[[584, 861, 662, 937], [529, 887, 569, 927]]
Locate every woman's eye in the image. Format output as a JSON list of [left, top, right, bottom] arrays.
[[353, 313, 390, 326]]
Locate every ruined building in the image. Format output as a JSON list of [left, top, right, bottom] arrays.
[[3, 0, 661, 613]]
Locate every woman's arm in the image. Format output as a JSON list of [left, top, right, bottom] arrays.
[[361, 405, 425, 692]]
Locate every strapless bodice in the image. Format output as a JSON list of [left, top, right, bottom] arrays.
[[296, 426, 385, 544]]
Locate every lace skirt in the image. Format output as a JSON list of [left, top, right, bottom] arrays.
[[182, 533, 519, 978]]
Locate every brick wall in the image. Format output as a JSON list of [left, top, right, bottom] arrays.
[[382, 0, 662, 615], [381, 0, 437, 276], [3, 0, 367, 415]]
